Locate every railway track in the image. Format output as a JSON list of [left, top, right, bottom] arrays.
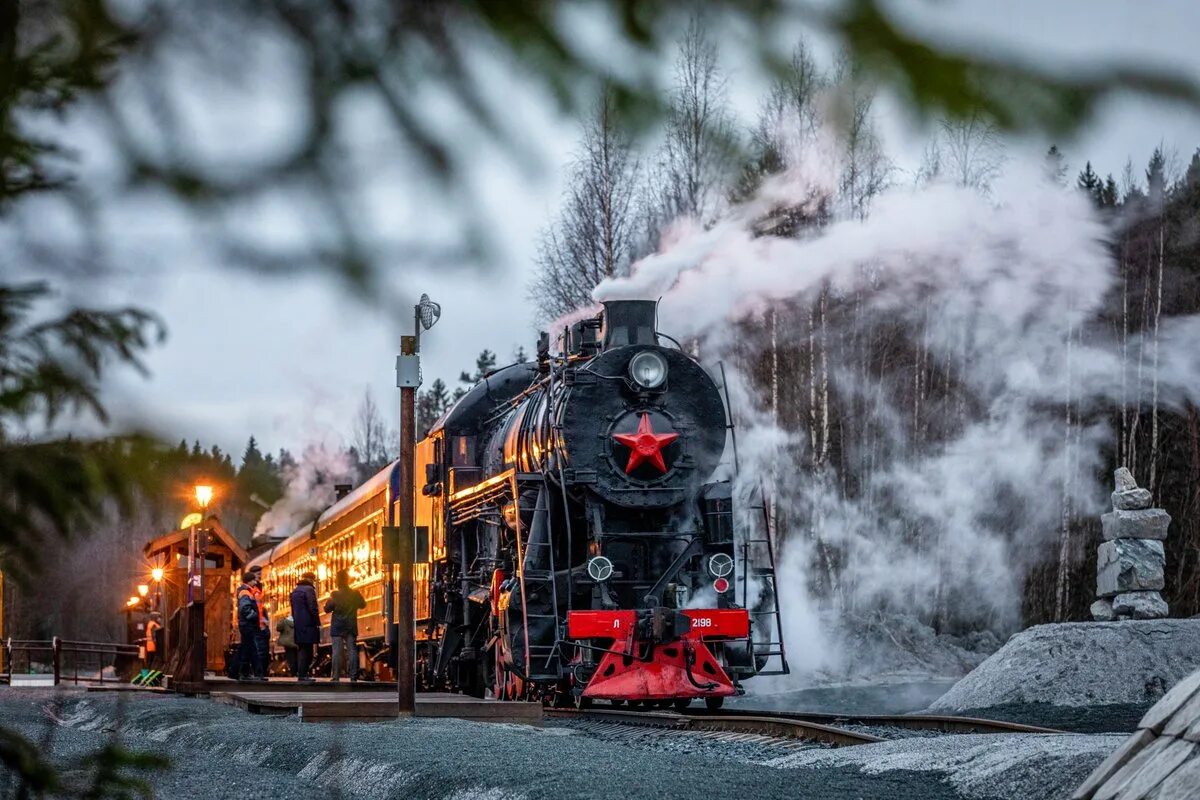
[[545, 705, 1065, 748]]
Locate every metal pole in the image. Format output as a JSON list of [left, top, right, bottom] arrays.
[[397, 333, 417, 715]]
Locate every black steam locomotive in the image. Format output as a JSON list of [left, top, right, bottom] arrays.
[[246, 299, 786, 706]]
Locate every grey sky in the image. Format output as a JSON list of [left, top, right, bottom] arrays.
[[88, 0, 1200, 461]]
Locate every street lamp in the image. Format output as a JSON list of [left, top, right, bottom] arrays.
[[151, 565, 167, 658], [137, 584, 149, 598], [185, 482, 216, 683], [393, 293, 439, 716], [194, 484, 213, 510]]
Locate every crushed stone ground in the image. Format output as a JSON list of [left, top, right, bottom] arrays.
[[929, 620, 1200, 715], [0, 688, 1117, 800]]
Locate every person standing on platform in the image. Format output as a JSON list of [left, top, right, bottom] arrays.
[[248, 569, 270, 678], [325, 569, 365, 684], [144, 613, 162, 669], [276, 612, 297, 677], [235, 572, 263, 681], [290, 571, 320, 682]]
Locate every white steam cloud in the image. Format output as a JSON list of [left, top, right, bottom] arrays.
[[253, 443, 355, 542], [595, 160, 1200, 683]]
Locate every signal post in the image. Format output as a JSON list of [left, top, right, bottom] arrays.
[[391, 294, 439, 716]]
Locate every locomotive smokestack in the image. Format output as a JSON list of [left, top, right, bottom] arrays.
[[601, 300, 658, 350]]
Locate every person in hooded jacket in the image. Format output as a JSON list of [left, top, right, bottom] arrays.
[[235, 572, 263, 681], [325, 569, 366, 683], [290, 571, 320, 682]]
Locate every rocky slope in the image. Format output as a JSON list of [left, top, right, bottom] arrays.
[[927, 620, 1200, 731]]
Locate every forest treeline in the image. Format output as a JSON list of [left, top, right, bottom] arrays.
[[523, 26, 1200, 629]]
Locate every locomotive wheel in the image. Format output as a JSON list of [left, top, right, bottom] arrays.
[[673, 698, 693, 711], [704, 697, 725, 711], [574, 694, 592, 710]]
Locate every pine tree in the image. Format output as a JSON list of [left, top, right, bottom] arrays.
[[1100, 174, 1119, 208], [1186, 149, 1200, 190], [241, 436, 265, 471], [1077, 161, 1101, 204], [1146, 146, 1167, 204], [1044, 144, 1068, 185], [417, 377, 452, 437]]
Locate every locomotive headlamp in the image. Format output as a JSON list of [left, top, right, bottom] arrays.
[[586, 556, 614, 582], [707, 553, 734, 578], [629, 350, 668, 389]]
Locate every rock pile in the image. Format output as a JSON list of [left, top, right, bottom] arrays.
[[1091, 468, 1170, 622]]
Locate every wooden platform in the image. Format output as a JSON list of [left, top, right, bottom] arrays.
[[212, 690, 543, 725], [170, 676, 399, 696]]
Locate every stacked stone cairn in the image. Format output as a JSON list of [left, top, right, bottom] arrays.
[[1090, 467, 1170, 621]]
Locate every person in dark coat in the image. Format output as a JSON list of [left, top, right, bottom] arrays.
[[290, 572, 320, 682], [235, 572, 263, 681], [325, 569, 366, 683]]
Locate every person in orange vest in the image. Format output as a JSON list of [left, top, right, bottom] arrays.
[[144, 613, 163, 669], [235, 572, 264, 681]]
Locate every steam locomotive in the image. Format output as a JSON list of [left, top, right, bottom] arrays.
[[243, 299, 786, 707]]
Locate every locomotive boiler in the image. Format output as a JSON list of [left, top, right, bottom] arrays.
[[242, 299, 787, 706]]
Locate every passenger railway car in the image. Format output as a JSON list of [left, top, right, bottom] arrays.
[[238, 299, 787, 705]]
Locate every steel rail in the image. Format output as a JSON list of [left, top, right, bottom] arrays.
[[544, 707, 884, 747], [681, 707, 1066, 735]]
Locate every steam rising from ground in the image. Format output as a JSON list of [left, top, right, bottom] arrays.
[[253, 444, 354, 542], [595, 161, 1200, 682]]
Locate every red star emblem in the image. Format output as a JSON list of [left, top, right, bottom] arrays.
[[613, 413, 679, 474]]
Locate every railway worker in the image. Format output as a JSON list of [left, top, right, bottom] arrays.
[[290, 571, 320, 682], [144, 613, 162, 669], [236, 571, 264, 680], [324, 569, 366, 684], [276, 612, 298, 677]]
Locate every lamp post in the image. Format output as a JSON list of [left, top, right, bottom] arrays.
[[185, 484, 214, 682], [394, 293, 439, 715], [151, 566, 166, 657]]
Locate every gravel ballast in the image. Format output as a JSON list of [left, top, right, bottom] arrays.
[[0, 688, 1117, 800]]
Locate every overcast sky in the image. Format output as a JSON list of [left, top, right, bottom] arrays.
[[84, 0, 1200, 463]]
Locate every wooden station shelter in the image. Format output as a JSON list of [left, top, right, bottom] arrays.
[[143, 516, 248, 674]]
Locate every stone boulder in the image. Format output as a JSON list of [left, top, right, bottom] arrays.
[[1113, 467, 1138, 491], [928, 620, 1200, 713], [1111, 488, 1154, 510], [1091, 599, 1116, 622], [1097, 538, 1165, 597], [1101, 508, 1171, 541], [1113, 592, 1169, 620]]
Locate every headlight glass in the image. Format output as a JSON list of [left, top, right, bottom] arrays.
[[629, 351, 668, 389]]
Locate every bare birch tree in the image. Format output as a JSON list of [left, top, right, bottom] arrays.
[[927, 112, 1005, 192], [644, 17, 737, 245], [529, 89, 641, 321], [351, 388, 395, 481]]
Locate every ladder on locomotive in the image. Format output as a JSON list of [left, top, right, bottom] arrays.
[[716, 361, 789, 676], [740, 492, 790, 675], [510, 472, 563, 681]]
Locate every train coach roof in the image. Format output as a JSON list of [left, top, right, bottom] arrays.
[[249, 459, 399, 568]]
